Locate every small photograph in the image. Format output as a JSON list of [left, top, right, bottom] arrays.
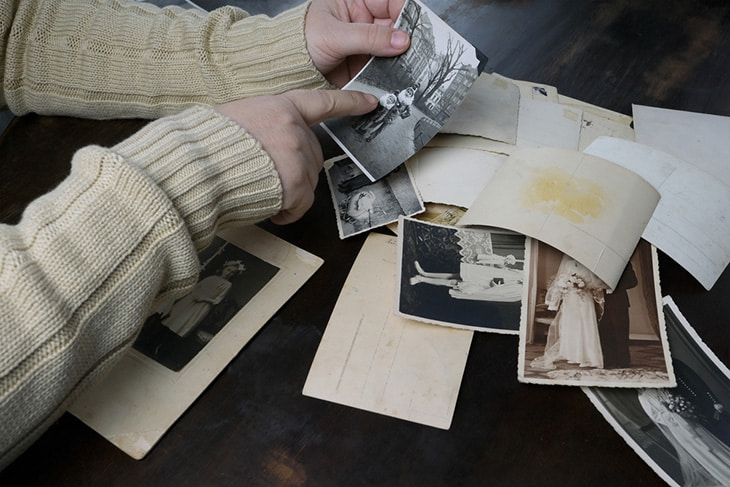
[[133, 236, 279, 371], [321, 0, 481, 182], [585, 297, 730, 487], [519, 239, 674, 387], [396, 217, 527, 334], [326, 155, 424, 238]]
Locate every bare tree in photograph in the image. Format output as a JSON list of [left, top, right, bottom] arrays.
[[418, 35, 471, 103]]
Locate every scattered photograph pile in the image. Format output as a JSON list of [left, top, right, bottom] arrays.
[[311, 0, 730, 478]]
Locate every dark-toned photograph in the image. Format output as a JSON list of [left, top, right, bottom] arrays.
[[321, 0, 481, 181], [519, 240, 674, 387], [396, 217, 526, 333], [326, 155, 424, 238], [585, 297, 730, 487], [133, 236, 279, 371]]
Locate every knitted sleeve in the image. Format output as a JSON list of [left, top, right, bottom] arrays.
[[1, 0, 331, 118], [0, 105, 283, 468]]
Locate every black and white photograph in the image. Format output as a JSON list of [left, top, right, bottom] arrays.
[[396, 217, 527, 334], [326, 154, 424, 238], [519, 239, 674, 387], [321, 0, 481, 182], [585, 296, 730, 487], [133, 236, 279, 371]]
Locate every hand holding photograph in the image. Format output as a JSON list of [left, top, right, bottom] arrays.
[[321, 0, 482, 182]]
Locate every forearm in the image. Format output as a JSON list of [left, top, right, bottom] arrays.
[[0, 105, 282, 468], [1, 0, 330, 119]]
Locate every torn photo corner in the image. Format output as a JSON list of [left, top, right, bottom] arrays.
[[321, 0, 482, 182]]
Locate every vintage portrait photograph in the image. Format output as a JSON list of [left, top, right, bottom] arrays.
[[518, 239, 674, 387], [396, 217, 527, 334], [326, 155, 424, 238], [133, 236, 279, 371], [321, 0, 481, 182], [585, 297, 730, 487]]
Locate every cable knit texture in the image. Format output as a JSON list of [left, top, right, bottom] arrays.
[[0, 0, 323, 469]]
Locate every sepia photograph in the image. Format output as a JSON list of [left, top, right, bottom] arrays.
[[326, 155, 424, 238], [585, 296, 730, 487], [518, 239, 674, 387], [321, 0, 481, 182], [133, 236, 279, 371], [396, 217, 527, 334]]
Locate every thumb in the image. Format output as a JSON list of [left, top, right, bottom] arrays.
[[283, 89, 378, 126], [333, 22, 410, 59]]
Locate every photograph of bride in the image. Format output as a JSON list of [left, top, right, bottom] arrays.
[[518, 239, 675, 387], [585, 297, 730, 487]]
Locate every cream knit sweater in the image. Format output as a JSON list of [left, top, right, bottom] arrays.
[[0, 0, 329, 468]]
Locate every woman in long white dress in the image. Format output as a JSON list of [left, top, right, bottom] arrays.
[[531, 255, 607, 369], [638, 388, 730, 486]]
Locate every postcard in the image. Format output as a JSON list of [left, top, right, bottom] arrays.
[[303, 232, 473, 429], [558, 94, 633, 126], [458, 147, 660, 289], [395, 216, 527, 334], [426, 133, 516, 156], [321, 0, 481, 182], [633, 104, 730, 188], [405, 146, 505, 208], [518, 239, 674, 387], [576, 109, 635, 151], [325, 154, 424, 239], [440, 72, 520, 144], [500, 75, 559, 103], [516, 97, 583, 150], [585, 136, 730, 290], [584, 296, 730, 486], [68, 226, 323, 459]]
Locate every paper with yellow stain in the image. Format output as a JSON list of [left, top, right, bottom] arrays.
[[303, 233, 473, 429], [458, 147, 660, 289]]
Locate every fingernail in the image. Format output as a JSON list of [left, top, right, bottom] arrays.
[[390, 30, 409, 50], [364, 93, 378, 105]]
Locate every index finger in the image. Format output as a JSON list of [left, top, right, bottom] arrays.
[[283, 89, 378, 126]]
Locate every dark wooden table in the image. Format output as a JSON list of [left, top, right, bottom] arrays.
[[2, 1, 729, 485]]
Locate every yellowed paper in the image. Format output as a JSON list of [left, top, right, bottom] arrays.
[[633, 104, 730, 188], [303, 233, 473, 429], [516, 98, 583, 150], [585, 137, 730, 290], [440, 72, 520, 144], [459, 147, 660, 289], [406, 146, 506, 208]]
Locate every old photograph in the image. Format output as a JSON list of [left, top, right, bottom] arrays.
[[585, 297, 730, 487], [326, 155, 424, 238], [133, 236, 279, 371], [396, 217, 527, 334], [321, 0, 481, 182], [519, 239, 674, 387], [68, 226, 323, 459]]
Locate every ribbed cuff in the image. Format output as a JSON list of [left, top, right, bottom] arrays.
[[208, 1, 332, 100], [113, 105, 283, 250]]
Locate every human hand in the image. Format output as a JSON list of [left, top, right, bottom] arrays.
[[305, 0, 410, 87], [215, 89, 378, 225]]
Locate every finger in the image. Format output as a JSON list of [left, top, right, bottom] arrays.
[[284, 89, 379, 126], [329, 21, 410, 59], [355, 0, 406, 24]]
